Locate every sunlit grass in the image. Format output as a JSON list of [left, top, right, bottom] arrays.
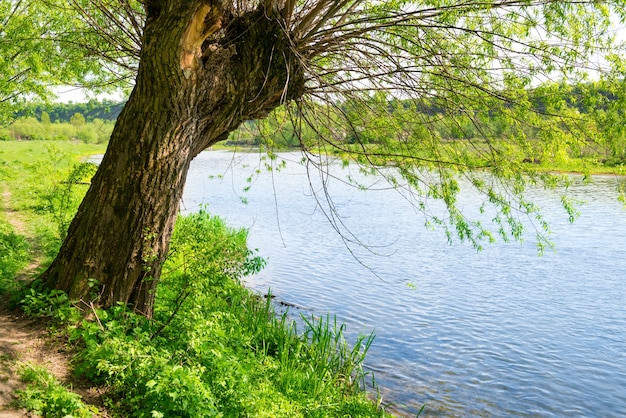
[[0, 140, 107, 266]]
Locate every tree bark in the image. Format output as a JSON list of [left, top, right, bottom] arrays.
[[40, 1, 304, 317]]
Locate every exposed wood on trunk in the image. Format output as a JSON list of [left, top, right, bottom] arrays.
[[180, 4, 222, 78]]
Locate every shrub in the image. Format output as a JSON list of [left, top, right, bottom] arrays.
[[76, 126, 98, 143], [3, 117, 113, 143]]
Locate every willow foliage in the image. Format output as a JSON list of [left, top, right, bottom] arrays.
[[4, 0, 626, 248]]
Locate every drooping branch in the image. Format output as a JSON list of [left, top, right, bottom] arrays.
[[67, 0, 143, 65], [294, 1, 620, 101]]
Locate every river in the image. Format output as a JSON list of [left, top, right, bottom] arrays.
[[181, 150, 626, 417]]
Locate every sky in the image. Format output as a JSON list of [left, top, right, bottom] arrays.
[[54, 86, 126, 103]]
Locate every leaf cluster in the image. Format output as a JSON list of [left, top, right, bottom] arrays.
[[0, 0, 131, 123]]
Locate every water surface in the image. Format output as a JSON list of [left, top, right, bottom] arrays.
[[182, 150, 626, 417]]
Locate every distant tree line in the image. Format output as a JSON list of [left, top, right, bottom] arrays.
[[225, 80, 626, 165], [16, 99, 125, 123], [12, 81, 620, 127], [4, 81, 625, 165]]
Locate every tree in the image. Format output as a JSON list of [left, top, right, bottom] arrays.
[[0, 0, 127, 124], [25, 0, 626, 316], [40, 111, 51, 125], [70, 112, 86, 127]]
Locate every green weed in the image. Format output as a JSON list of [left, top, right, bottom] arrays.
[[16, 363, 97, 418], [0, 223, 29, 294], [19, 281, 81, 324]]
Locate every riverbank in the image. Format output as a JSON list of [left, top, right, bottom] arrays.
[[0, 140, 392, 417], [3, 139, 625, 416], [184, 149, 626, 416]]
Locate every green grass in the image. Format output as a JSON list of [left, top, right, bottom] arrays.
[[319, 139, 626, 177], [1, 140, 106, 293], [0, 140, 106, 267], [1, 139, 393, 417], [0, 140, 105, 213], [0, 223, 29, 295], [532, 157, 626, 176]]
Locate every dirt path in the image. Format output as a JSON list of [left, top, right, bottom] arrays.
[[1, 189, 24, 233], [0, 188, 106, 416], [0, 188, 50, 415], [0, 309, 61, 417]]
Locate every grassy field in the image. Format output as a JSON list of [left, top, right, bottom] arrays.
[[0, 140, 105, 226], [0, 140, 106, 272]]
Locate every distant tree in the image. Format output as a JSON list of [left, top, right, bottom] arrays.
[[7, 0, 622, 316], [70, 112, 86, 127], [18, 100, 126, 123], [40, 111, 51, 125]]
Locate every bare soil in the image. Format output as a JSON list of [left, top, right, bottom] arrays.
[[0, 303, 64, 417], [0, 188, 108, 417], [0, 309, 39, 417]]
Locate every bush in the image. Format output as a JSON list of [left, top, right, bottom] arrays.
[[10, 117, 48, 140], [3, 117, 114, 143], [76, 126, 98, 143], [19, 281, 80, 324]]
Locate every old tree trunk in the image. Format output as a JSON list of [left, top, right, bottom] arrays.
[[41, 1, 304, 317]]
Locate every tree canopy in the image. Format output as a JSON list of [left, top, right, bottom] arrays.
[[4, 0, 626, 314], [0, 0, 133, 123], [16, 99, 125, 122]]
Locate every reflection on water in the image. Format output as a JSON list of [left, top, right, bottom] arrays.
[[183, 150, 626, 417]]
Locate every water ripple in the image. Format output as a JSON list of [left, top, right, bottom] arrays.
[[184, 151, 626, 417]]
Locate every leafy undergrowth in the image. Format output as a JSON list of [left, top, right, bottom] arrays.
[[0, 223, 29, 295], [15, 363, 98, 418], [19, 210, 391, 418]]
